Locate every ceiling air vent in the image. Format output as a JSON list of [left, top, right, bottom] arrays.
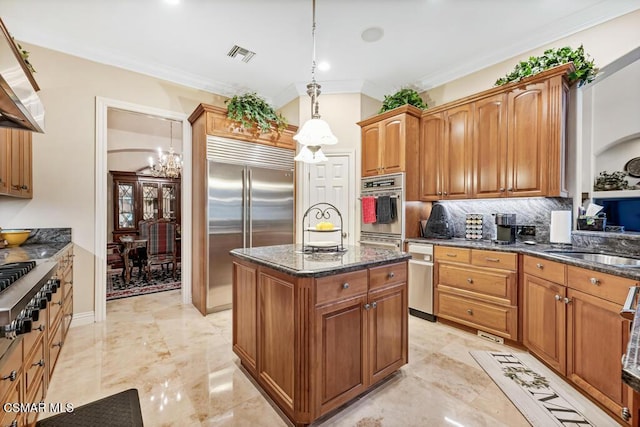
[[227, 45, 256, 63]]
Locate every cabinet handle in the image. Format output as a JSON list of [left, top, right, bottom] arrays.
[[32, 359, 45, 367], [437, 191, 442, 195], [372, 301, 377, 309], [507, 187, 513, 192], [536, 263, 543, 269], [388, 272, 395, 279], [499, 187, 505, 192], [52, 341, 63, 348], [342, 282, 350, 289], [21, 185, 28, 190], [364, 303, 371, 310], [35, 324, 45, 332], [446, 253, 457, 258], [554, 294, 561, 301], [564, 297, 572, 304], [467, 278, 473, 284], [590, 277, 600, 286], [466, 309, 473, 315], [622, 407, 631, 422], [485, 257, 500, 262], [443, 191, 448, 196], [54, 300, 63, 306], [1, 370, 17, 381]]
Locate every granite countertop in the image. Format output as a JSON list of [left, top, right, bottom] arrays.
[[406, 237, 640, 281], [230, 244, 411, 278], [0, 242, 72, 264]]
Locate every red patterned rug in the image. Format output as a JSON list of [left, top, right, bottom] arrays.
[[107, 266, 181, 301]]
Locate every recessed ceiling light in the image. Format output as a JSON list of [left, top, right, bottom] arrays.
[[361, 27, 384, 43], [317, 61, 330, 71]]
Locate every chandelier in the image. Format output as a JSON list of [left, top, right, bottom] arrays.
[[293, 0, 337, 163], [149, 120, 182, 178]]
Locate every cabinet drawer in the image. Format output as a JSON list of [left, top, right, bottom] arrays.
[[0, 340, 22, 401], [435, 246, 470, 264], [48, 287, 63, 330], [567, 266, 637, 305], [438, 264, 516, 305], [48, 320, 64, 377], [437, 291, 517, 340], [369, 262, 407, 291], [315, 270, 368, 305], [471, 250, 517, 271], [523, 255, 566, 284], [22, 310, 46, 358]]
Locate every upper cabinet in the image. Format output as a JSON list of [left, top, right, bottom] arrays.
[[420, 105, 474, 201], [421, 64, 572, 201], [0, 128, 32, 198], [357, 105, 421, 199]]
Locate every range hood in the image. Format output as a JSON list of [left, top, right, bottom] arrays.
[[0, 18, 44, 133]]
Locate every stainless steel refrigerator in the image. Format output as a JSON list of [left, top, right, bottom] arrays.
[[207, 137, 294, 312]]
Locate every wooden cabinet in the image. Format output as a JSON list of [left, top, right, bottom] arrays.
[[423, 63, 572, 200], [522, 255, 637, 424], [434, 247, 518, 340], [419, 105, 474, 201], [110, 171, 180, 241], [232, 258, 407, 426], [358, 105, 421, 199], [522, 256, 567, 374], [0, 128, 32, 198]]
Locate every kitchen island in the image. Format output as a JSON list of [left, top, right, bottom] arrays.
[[230, 244, 410, 426]]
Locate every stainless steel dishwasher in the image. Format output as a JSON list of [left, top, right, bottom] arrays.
[[407, 242, 435, 321]]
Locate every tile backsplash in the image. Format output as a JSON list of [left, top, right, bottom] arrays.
[[435, 197, 573, 243]]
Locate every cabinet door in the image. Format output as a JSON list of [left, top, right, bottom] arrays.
[[315, 295, 367, 415], [443, 104, 473, 199], [567, 288, 630, 421], [113, 179, 137, 234], [473, 94, 508, 198], [419, 112, 444, 200], [9, 129, 32, 198], [361, 123, 381, 176], [140, 181, 160, 221], [160, 182, 179, 221], [507, 82, 548, 197], [522, 274, 566, 375], [380, 116, 405, 174], [368, 283, 407, 385], [0, 129, 9, 194], [233, 261, 258, 376]]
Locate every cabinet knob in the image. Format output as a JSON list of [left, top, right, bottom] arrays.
[[466, 309, 473, 315], [590, 277, 600, 286], [35, 324, 45, 332], [507, 187, 513, 192], [364, 303, 371, 310], [21, 185, 28, 190], [555, 294, 561, 301], [622, 407, 631, 421], [372, 301, 377, 309], [53, 341, 63, 348], [467, 278, 473, 284], [536, 263, 543, 269], [437, 191, 442, 195], [388, 272, 395, 279], [499, 187, 505, 192], [443, 191, 448, 196], [564, 297, 572, 304], [1, 370, 17, 381], [32, 359, 45, 367], [342, 282, 350, 289]]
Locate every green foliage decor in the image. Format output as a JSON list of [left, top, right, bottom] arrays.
[[495, 45, 597, 87], [225, 92, 287, 134], [378, 88, 427, 114]]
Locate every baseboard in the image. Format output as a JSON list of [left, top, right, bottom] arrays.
[[70, 311, 96, 327], [409, 308, 436, 322]]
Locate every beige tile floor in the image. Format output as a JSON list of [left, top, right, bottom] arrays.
[[42, 290, 530, 426]]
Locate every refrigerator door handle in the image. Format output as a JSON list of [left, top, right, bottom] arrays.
[[242, 168, 247, 248], [248, 168, 253, 248]]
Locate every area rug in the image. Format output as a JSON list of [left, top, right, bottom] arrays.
[[36, 388, 143, 426], [107, 266, 181, 301], [470, 351, 618, 426]]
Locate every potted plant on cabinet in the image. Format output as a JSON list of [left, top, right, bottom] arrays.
[[225, 92, 288, 135], [378, 88, 428, 114]]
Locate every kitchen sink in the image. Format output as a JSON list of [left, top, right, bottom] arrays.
[[548, 251, 640, 267]]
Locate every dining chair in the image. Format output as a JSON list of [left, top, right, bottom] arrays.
[[145, 220, 177, 280], [106, 242, 125, 276]]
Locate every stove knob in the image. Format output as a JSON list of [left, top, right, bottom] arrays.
[[27, 306, 40, 322], [44, 289, 53, 302], [16, 317, 32, 335], [51, 279, 61, 292], [3, 321, 17, 339], [37, 293, 48, 309]]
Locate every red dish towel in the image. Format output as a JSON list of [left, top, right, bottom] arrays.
[[362, 197, 377, 224]]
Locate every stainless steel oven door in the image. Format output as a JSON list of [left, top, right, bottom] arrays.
[[360, 173, 404, 238], [360, 191, 403, 236]]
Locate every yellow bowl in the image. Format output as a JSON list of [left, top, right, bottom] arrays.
[[1, 230, 31, 247]]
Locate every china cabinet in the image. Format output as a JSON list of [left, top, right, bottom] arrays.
[[110, 171, 180, 241]]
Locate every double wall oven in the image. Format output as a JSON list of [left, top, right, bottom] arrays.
[[359, 173, 404, 251]]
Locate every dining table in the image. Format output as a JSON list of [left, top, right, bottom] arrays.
[[119, 236, 148, 284]]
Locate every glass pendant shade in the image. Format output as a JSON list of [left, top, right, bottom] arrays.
[[294, 145, 328, 163], [293, 118, 338, 147]]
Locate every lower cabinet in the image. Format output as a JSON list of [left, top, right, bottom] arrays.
[[523, 255, 637, 424], [232, 259, 408, 426]]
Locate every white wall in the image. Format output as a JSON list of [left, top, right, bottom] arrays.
[[0, 43, 225, 318]]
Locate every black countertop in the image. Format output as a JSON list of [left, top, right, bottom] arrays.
[[406, 237, 640, 281], [230, 244, 411, 278]]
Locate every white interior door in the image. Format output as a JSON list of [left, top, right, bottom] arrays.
[[305, 153, 355, 245]]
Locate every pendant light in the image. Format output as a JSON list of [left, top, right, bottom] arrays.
[[294, 0, 337, 163]]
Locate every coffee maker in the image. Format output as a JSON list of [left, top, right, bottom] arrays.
[[494, 213, 516, 244]]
